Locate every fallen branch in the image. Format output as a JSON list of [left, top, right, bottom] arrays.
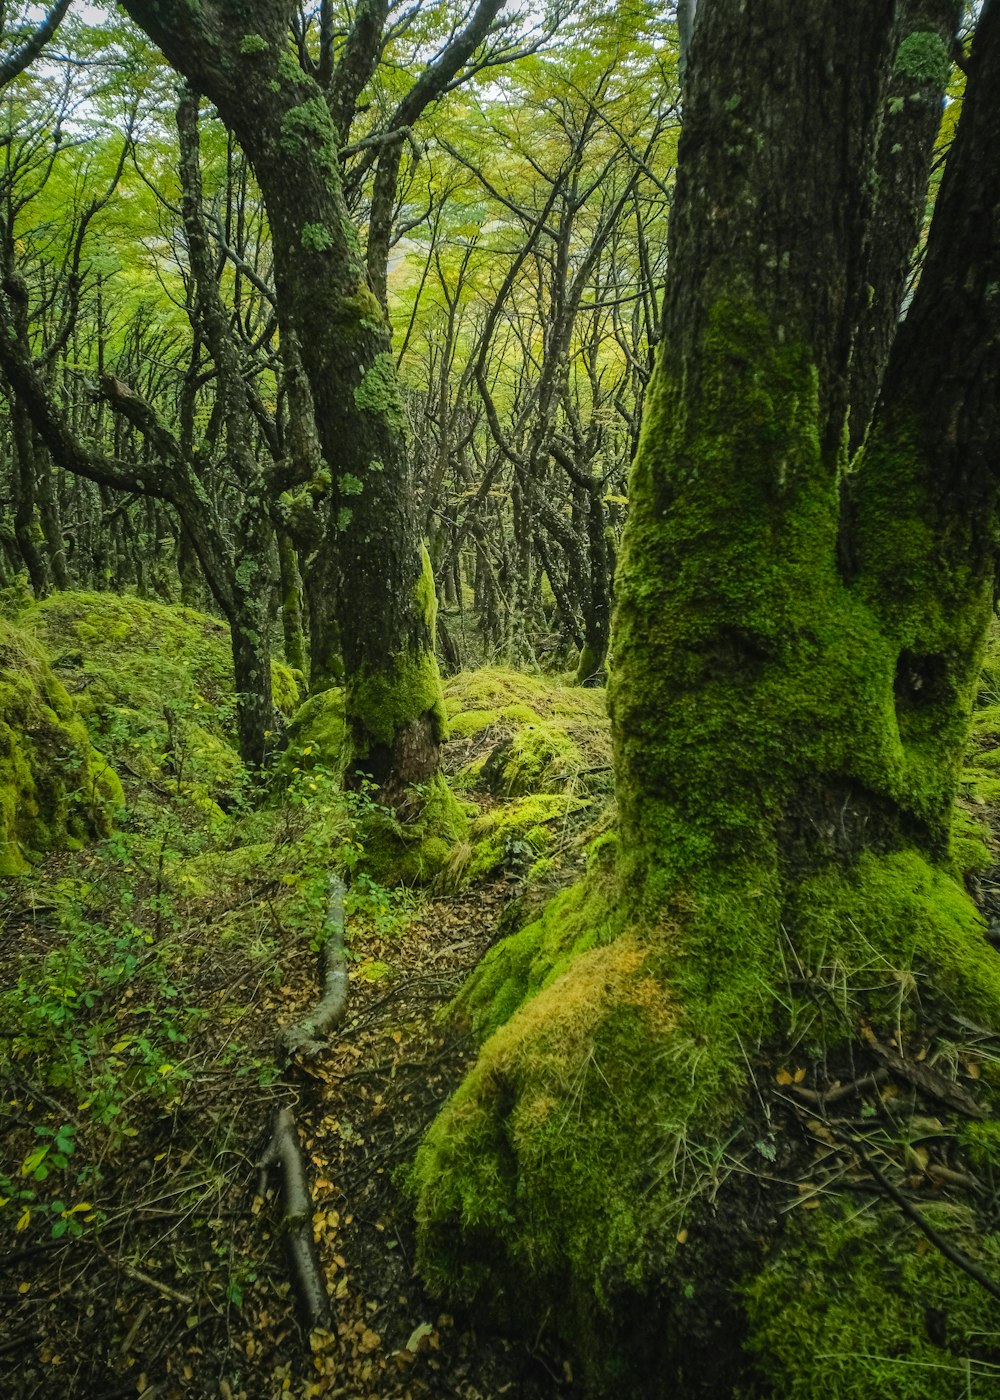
[[277, 875, 349, 1060], [790, 1068, 890, 1108], [866, 1036, 987, 1119], [257, 1106, 332, 1331]]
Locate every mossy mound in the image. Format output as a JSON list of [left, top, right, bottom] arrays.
[[409, 844, 1000, 1396], [745, 1201, 1000, 1399], [0, 615, 122, 874], [446, 793, 590, 890], [280, 686, 347, 779], [444, 668, 611, 797], [18, 591, 300, 804], [356, 774, 471, 886]]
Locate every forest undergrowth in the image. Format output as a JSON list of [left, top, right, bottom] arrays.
[[0, 590, 610, 1399]]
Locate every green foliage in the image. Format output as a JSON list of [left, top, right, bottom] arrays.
[[239, 32, 268, 54]]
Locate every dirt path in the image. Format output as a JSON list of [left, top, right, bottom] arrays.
[[1, 864, 573, 1400]]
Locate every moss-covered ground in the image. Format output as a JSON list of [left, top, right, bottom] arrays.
[[0, 591, 604, 1398], [12, 591, 998, 1397]]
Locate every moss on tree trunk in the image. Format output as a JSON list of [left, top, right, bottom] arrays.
[[408, 3, 1000, 1395]]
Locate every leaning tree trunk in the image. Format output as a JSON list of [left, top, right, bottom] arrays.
[[118, 0, 446, 791], [409, 4, 1000, 1397]]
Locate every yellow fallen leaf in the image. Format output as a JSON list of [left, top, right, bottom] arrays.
[[775, 1069, 793, 1086], [16, 1207, 30, 1231]]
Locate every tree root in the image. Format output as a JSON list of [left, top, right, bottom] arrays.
[[277, 874, 349, 1060], [258, 1106, 332, 1331]]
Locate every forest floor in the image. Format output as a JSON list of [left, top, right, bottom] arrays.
[[1, 595, 610, 1399], [0, 807, 579, 1400]]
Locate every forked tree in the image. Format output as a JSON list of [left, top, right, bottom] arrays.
[[409, 2, 1000, 1395]]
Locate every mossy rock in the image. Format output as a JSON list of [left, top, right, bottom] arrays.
[[18, 591, 300, 803], [444, 668, 611, 797], [0, 615, 122, 874]]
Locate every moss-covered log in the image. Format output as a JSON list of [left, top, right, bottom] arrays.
[[409, 3, 1000, 1396]]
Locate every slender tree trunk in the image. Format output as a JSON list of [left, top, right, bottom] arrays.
[[11, 398, 49, 596], [276, 527, 307, 674], [847, 0, 961, 455]]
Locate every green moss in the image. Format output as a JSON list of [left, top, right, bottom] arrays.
[[280, 687, 347, 779], [239, 32, 268, 53], [18, 591, 298, 806], [357, 773, 469, 886], [450, 877, 619, 1039], [445, 667, 611, 797], [279, 97, 338, 182], [0, 616, 121, 874], [353, 352, 407, 432], [461, 794, 586, 888], [300, 222, 333, 252], [350, 649, 447, 754], [276, 50, 302, 86], [894, 30, 951, 89], [745, 1203, 1000, 1399], [346, 554, 446, 758]]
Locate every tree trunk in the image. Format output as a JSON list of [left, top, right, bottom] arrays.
[[847, 0, 960, 455], [409, 5, 1000, 1396], [118, 0, 446, 791]]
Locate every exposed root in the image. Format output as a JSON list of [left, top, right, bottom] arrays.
[[278, 874, 349, 1060], [258, 1106, 332, 1332]]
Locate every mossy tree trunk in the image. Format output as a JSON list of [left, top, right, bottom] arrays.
[[118, 0, 446, 790], [410, 4, 1000, 1395]]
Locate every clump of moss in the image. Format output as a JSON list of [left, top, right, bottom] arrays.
[[457, 794, 587, 888], [745, 1202, 1000, 1399], [0, 616, 122, 874], [18, 591, 299, 805], [280, 687, 347, 780], [445, 667, 611, 796]]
